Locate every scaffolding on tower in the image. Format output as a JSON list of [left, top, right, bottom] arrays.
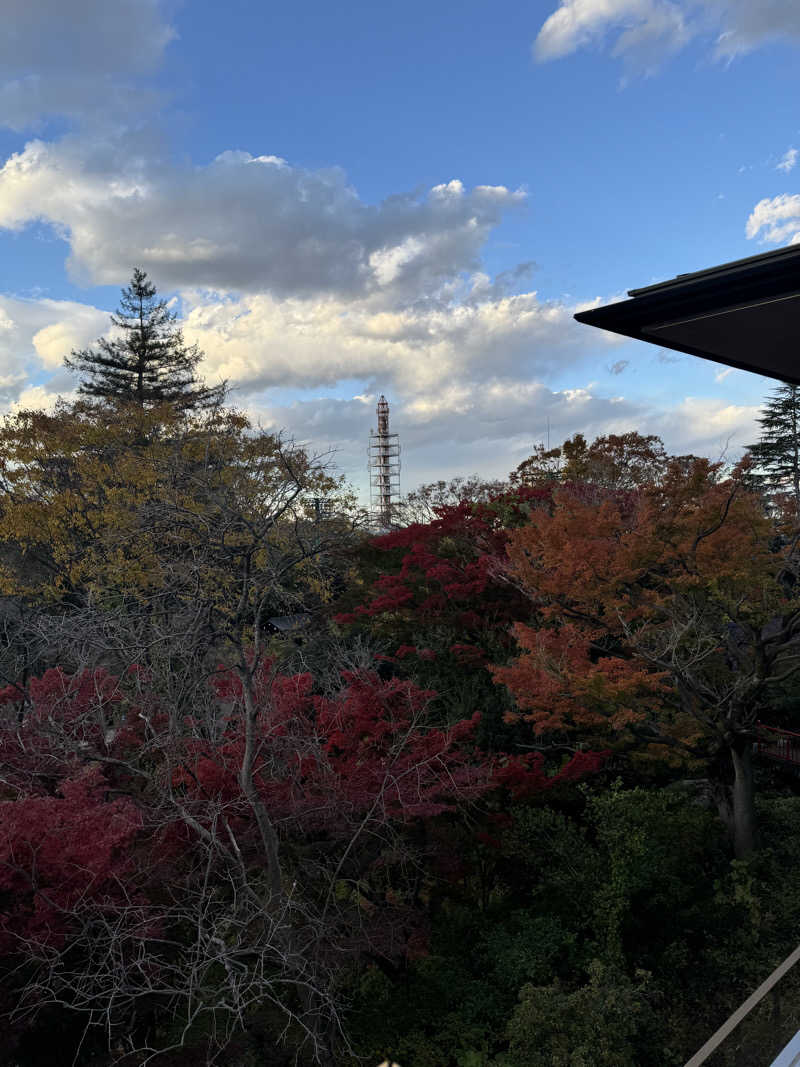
[[368, 394, 401, 530]]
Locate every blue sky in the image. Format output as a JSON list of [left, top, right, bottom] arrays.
[[2, 0, 800, 500]]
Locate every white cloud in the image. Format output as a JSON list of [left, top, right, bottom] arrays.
[[535, 0, 689, 66], [0, 0, 174, 129], [243, 381, 649, 492], [745, 193, 800, 245], [241, 382, 763, 500], [0, 295, 109, 403], [777, 148, 799, 173], [179, 286, 598, 397], [10, 384, 78, 413], [653, 395, 760, 456], [0, 274, 618, 448], [32, 306, 111, 370], [0, 134, 526, 299], [534, 0, 800, 69], [0, 288, 763, 505]]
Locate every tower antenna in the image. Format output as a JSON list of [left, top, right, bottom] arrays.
[[368, 394, 401, 530]]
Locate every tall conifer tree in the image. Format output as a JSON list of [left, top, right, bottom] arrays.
[[65, 268, 226, 411], [747, 383, 800, 509]]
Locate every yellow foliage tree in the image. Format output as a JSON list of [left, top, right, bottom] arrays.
[[0, 398, 359, 643]]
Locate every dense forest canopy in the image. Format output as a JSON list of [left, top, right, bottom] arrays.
[[2, 322, 800, 1067]]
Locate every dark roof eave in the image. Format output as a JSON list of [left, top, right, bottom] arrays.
[[574, 244, 800, 385]]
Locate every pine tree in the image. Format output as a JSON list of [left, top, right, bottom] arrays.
[[747, 383, 800, 509], [64, 268, 226, 411]]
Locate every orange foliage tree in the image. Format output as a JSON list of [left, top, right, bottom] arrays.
[[509, 431, 670, 490], [491, 457, 800, 858]]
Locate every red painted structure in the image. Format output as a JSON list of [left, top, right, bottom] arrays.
[[755, 723, 800, 767]]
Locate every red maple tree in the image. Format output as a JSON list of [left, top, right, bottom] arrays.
[[0, 654, 604, 1062], [332, 489, 552, 733]]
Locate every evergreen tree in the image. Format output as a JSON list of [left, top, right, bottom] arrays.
[[65, 268, 226, 411], [747, 383, 800, 509]]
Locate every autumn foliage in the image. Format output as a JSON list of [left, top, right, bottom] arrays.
[[490, 458, 797, 858], [492, 462, 775, 731], [0, 654, 605, 1060], [0, 399, 345, 609], [7, 411, 793, 1064], [332, 489, 553, 735]]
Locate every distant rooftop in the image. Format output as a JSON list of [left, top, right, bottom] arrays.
[[575, 244, 800, 384]]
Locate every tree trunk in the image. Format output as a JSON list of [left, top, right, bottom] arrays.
[[730, 743, 758, 859], [712, 743, 758, 859]]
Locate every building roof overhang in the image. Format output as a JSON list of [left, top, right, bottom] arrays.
[[574, 244, 800, 384]]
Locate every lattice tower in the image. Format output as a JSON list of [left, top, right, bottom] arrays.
[[368, 394, 401, 529]]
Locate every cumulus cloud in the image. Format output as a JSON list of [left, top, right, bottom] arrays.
[[0, 135, 526, 299], [31, 305, 112, 370], [0, 94, 603, 473], [0, 274, 620, 454], [534, 0, 800, 70], [244, 382, 649, 490], [652, 395, 760, 456], [777, 148, 798, 173], [0, 277, 639, 499], [0, 294, 109, 404], [10, 383, 79, 413], [179, 286, 595, 396], [0, 0, 173, 129], [745, 193, 800, 245], [242, 382, 762, 496], [0, 287, 761, 503]]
